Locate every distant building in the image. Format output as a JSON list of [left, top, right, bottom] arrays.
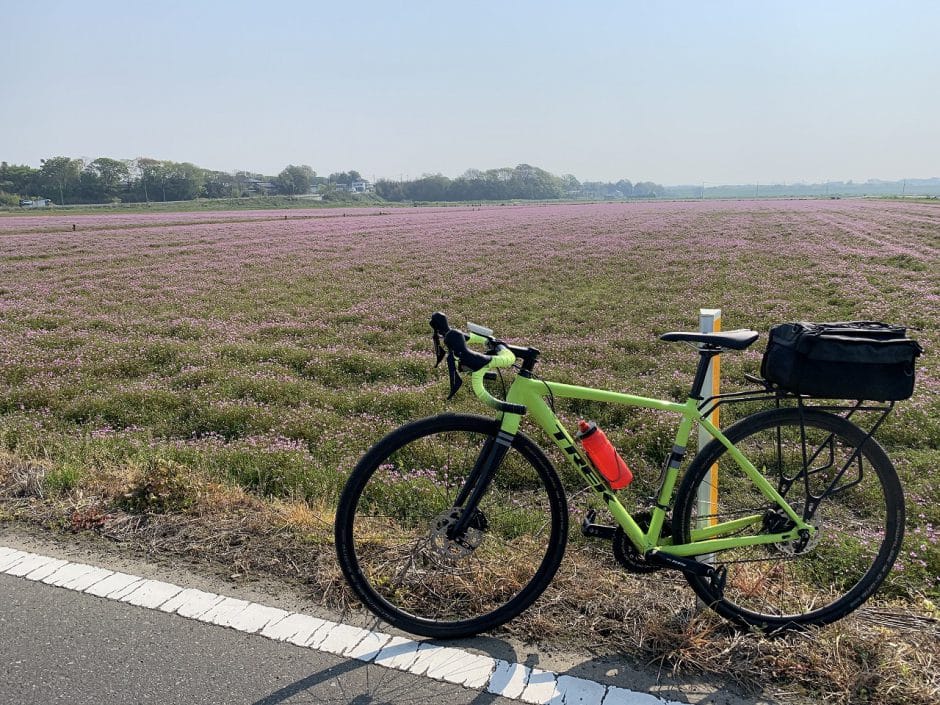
[[243, 178, 278, 196], [19, 198, 52, 208], [326, 181, 372, 194]]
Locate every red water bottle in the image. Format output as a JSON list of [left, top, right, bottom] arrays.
[[576, 420, 633, 489]]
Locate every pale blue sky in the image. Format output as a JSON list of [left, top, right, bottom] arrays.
[[3, 0, 938, 184]]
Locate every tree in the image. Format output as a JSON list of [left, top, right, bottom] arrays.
[[328, 170, 362, 185], [39, 156, 82, 204], [233, 171, 259, 197], [0, 162, 39, 197], [162, 162, 204, 201], [374, 179, 406, 201], [80, 157, 130, 202], [136, 157, 164, 202], [89, 158, 129, 199], [633, 181, 664, 198], [275, 164, 315, 196], [128, 159, 203, 201], [203, 170, 238, 199], [407, 174, 450, 201], [561, 174, 581, 195], [78, 169, 103, 202], [508, 164, 563, 200]]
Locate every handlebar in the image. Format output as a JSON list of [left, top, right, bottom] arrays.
[[429, 311, 524, 414], [430, 311, 517, 372]]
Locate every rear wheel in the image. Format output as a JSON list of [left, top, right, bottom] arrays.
[[335, 413, 568, 639], [673, 407, 904, 631]]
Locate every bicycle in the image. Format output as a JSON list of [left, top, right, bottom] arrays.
[[334, 312, 907, 638]]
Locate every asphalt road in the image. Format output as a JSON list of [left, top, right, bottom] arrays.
[[0, 572, 514, 705]]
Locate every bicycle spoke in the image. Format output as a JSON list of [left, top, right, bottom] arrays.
[[336, 415, 567, 636], [675, 408, 903, 630]]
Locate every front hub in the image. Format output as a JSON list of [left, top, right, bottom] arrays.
[[428, 508, 488, 562]]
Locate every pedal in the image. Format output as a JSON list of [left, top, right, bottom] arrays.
[[580, 510, 617, 540]]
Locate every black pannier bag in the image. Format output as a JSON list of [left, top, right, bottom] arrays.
[[760, 321, 923, 401]]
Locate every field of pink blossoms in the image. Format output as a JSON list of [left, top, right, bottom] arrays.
[[1, 199, 938, 598]]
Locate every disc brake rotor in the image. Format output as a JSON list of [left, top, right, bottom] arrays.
[[764, 507, 822, 555], [774, 522, 822, 555], [427, 508, 488, 562]]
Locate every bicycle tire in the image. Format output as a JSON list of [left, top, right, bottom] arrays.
[[673, 407, 904, 631], [335, 413, 568, 639]]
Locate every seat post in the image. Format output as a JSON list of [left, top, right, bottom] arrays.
[[689, 348, 721, 400]]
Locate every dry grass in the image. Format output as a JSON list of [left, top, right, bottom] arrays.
[[2, 450, 937, 705]]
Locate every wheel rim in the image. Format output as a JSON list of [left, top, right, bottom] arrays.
[[684, 415, 899, 623], [348, 424, 560, 628]]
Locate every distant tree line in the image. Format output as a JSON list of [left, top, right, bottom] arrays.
[[375, 165, 665, 202], [1, 155, 665, 206], [662, 178, 940, 199], [0, 157, 333, 206], [579, 179, 666, 199], [376, 165, 566, 201]]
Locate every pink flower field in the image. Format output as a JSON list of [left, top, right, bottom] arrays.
[[1, 198, 938, 593]]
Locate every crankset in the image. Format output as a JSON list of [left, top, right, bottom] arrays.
[[613, 511, 673, 574], [581, 508, 672, 574]]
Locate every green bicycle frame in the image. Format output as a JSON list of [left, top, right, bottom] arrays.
[[465, 335, 813, 558]]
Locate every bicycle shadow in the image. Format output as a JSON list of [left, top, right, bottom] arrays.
[[247, 617, 777, 705], [249, 649, 505, 705]]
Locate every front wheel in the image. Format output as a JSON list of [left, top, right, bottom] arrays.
[[335, 414, 568, 639], [673, 407, 904, 631]]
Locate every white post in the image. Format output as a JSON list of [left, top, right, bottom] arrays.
[[697, 309, 721, 562]]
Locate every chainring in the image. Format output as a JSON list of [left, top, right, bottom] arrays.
[[613, 511, 672, 574]]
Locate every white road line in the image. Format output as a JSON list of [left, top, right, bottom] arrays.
[[0, 549, 28, 571], [159, 587, 223, 617], [374, 635, 423, 671], [260, 612, 326, 643], [489, 660, 530, 699], [228, 603, 289, 634], [7, 553, 58, 577], [84, 571, 142, 598], [521, 667, 562, 704], [26, 558, 69, 581], [0, 544, 681, 705], [121, 579, 183, 609]]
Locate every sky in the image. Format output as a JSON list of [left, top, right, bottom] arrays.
[[3, 0, 938, 185]]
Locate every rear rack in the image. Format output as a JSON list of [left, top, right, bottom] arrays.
[[698, 375, 895, 457], [696, 376, 895, 521]]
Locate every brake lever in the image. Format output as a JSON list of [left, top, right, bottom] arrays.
[[445, 349, 463, 399], [432, 331, 446, 367], [431, 331, 463, 398]]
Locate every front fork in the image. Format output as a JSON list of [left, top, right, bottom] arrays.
[[446, 428, 515, 539]]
